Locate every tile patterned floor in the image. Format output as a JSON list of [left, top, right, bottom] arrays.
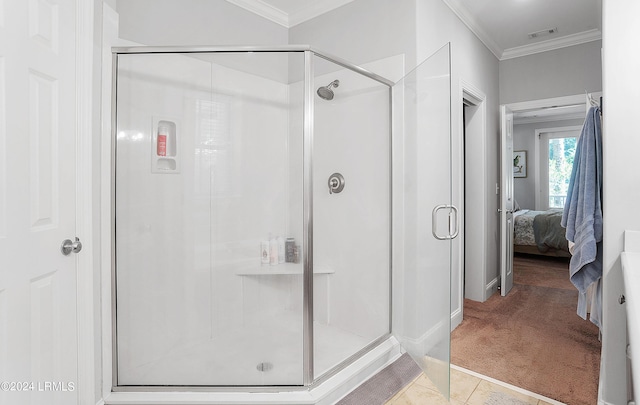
[[385, 365, 564, 405]]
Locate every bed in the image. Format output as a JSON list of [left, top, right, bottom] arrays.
[[513, 209, 571, 258]]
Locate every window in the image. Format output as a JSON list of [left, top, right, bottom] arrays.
[[538, 128, 579, 210]]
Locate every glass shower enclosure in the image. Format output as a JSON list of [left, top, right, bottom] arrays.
[[112, 45, 453, 397]]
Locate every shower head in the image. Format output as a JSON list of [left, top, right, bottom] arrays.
[[317, 79, 340, 100]]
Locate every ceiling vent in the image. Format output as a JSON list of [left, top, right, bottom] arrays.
[[528, 27, 558, 39]]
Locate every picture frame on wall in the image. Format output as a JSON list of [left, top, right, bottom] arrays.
[[513, 150, 527, 178]]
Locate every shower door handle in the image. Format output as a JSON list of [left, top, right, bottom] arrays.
[[432, 205, 459, 240]]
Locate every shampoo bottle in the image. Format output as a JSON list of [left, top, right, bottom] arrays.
[[277, 236, 285, 264], [261, 239, 269, 264], [285, 238, 295, 262], [269, 234, 278, 265]]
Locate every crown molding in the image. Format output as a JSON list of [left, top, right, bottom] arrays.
[[288, 0, 355, 27], [501, 29, 602, 60], [225, 0, 289, 27], [225, 0, 355, 28], [442, 0, 602, 61], [441, 0, 502, 60]]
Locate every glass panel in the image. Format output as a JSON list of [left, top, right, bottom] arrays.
[[115, 51, 305, 386], [392, 44, 452, 399], [548, 136, 577, 208], [312, 55, 392, 378]]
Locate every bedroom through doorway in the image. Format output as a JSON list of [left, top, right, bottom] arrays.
[[453, 94, 602, 404]]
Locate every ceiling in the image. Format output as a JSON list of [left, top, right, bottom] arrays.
[[226, 0, 602, 60], [442, 0, 602, 60]]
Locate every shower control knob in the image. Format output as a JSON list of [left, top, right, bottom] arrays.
[[328, 173, 345, 194]]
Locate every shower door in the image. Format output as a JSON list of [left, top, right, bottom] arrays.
[[114, 50, 306, 387], [392, 43, 453, 399]]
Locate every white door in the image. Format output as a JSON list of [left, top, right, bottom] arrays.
[[499, 105, 514, 296], [0, 1, 79, 404]]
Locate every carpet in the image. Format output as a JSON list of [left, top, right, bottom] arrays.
[[336, 352, 422, 405], [451, 254, 601, 405]]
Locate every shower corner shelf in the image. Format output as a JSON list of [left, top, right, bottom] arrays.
[[235, 263, 335, 276]]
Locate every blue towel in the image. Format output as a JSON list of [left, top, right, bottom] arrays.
[[561, 106, 603, 327]]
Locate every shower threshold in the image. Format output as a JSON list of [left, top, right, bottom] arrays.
[[118, 314, 387, 387], [107, 337, 401, 405]]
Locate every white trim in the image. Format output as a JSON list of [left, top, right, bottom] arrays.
[[288, 0, 355, 27], [486, 277, 498, 297], [441, 0, 502, 60], [76, 0, 97, 404], [224, 0, 289, 27], [458, 80, 488, 303], [224, 0, 356, 28], [501, 29, 602, 60], [533, 126, 582, 211], [451, 307, 462, 330], [451, 365, 565, 405]]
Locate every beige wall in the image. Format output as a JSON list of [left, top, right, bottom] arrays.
[[499, 40, 603, 104], [116, 0, 288, 46]]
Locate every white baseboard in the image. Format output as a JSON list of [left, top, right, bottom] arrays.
[[486, 277, 499, 300], [451, 307, 463, 330]]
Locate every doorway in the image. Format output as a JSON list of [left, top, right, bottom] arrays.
[[457, 84, 490, 311], [452, 94, 602, 404]]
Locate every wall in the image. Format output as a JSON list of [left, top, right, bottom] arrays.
[[601, 0, 640, 403], [116, 0, 288, 46], [416, 0, 501, 305], [499, 40, 603, 104], [291, 0, 500, 324], [288, 0, 417, 79], [513, 118, 584, 210], [312, 59, 392, 347]]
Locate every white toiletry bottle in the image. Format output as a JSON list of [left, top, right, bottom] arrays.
[[277, 236, 285, 264], [261, 239, 269, 265], [269, 234, 278, 265]]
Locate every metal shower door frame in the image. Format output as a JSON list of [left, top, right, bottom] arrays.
[[110, 45, 395, 392]]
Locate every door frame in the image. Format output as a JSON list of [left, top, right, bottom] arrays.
[[75, 1, 99, 404], [499, 93, 586, 296], [455, 80, 488, 313]]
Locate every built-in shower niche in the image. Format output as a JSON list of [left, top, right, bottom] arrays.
[[151, 118, 179, 173]]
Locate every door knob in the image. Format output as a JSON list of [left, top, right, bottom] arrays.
[[61, 237, 82, 256]]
